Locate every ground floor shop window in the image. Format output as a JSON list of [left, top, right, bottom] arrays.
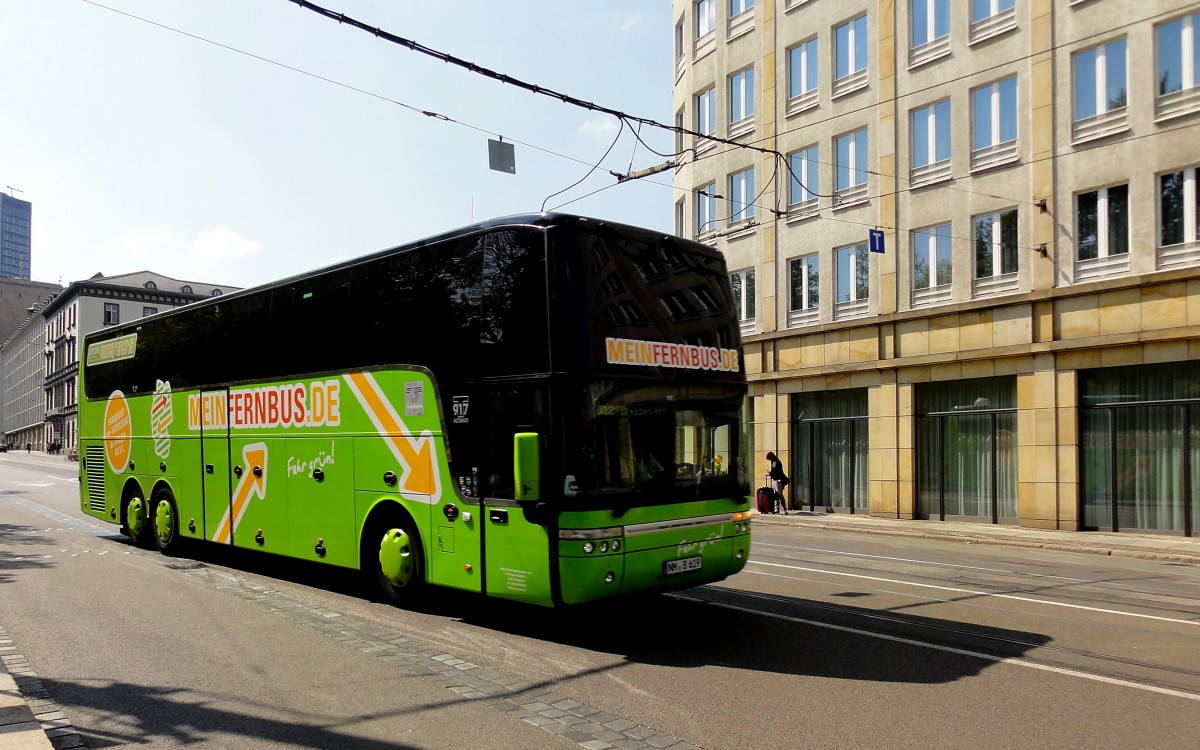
[[1080, 362, 1200, 536], [790, 390, 868, 512], [916, 377, 1017, 523]]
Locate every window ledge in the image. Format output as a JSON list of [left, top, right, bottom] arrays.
[[1155, 86, 1200, 123], [727, 12, 754, 42], [739, 320, 758, 337], [834, 300, 870, 320], [832, 69, 869, 99], [786, 200, 820, 222], [786, 90, 819, 117], [786, 308, 820, 328], [693, 33, 716, 62], [694, 137, 719, 156], [909, 36, 951, 70], [833, 185, 869, 209], [725, 221, 758, 239], [784, 0, 814, 13], [1075, 253, 1130, 281], [973, 272, 1019, 298], [728, 118, 756, 140], [910, 159, 952, 189], [1158, 239, 1200, 270], [970, 141, 1019, 173], [675, 57, 686, 86], [1071, 109, 1128, 145], [912, 284, 953, 308], [969, 8, 1017, 46]]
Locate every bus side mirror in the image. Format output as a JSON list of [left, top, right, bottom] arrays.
[[514, 432, 540, 502]]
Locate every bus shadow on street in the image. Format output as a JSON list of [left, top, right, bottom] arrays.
[[448, 585, 1055, 686], [152, 541, 1053, 686]]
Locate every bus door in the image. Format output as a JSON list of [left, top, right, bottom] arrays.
[[199, 388, 232, 543], [481, 382, 554, 605]]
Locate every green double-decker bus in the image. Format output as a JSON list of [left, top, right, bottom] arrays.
[[78, 213, 751, 606]]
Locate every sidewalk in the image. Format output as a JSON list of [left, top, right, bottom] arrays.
[[752, 509, 1200, 565], [0, 659, 53, 750]]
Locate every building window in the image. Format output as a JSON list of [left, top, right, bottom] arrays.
[[834, 15, 868, 95], [971, 0, 1014, 24], [971, 76, 1018, 169], [912, 223, 952, 293], [729, 67, 755, 125], [181, 285, 192, 294], [211, 289, 223, 297], [789, 254, 820, 317], [1077, 184, 1129, 260], [1080, 361, 1200, 536], [790, 390, 869, 513], [103, 303, 119, 325], [1160, 167, 1198, 247], [1157, 13, 1200, 118], [911, 99, 951, 184], [916, 377, 1017, 523], [728, 168, 755, 224], [143, 281, 157, 290], [675, 199, 686, 237], [675, 18, 685, 63], [696, 0, 715, 38], [836, 242, 869, 310], [142, 306, 158, 317], [788, 145, 820, 212], [697, 183, 718, 235], [974, 209, 1019, 280], [730, 0, 753, 18], [912, 0, 949, 50], [788, 37, 818, 111], [1073, 38, 1127, 140], [835, 127, 869, 201], [730, 268, 755, 324], [696, 86, 716, 141]]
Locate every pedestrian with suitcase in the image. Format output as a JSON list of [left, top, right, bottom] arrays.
[[766, 451, 789, 514]]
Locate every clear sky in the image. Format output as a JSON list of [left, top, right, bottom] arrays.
[[0, 0, 675, 289]]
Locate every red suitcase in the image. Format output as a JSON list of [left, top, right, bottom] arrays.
[[756, 486, 775, 513]]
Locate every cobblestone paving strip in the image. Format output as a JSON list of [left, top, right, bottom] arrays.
[[183, 567, 702, 750], [0, 628, 87, 749]]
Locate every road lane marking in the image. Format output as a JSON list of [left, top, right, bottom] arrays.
[[754, 541, 1095, 582], [747, 560, 1200, 627], [679, 593, 1200, 702]]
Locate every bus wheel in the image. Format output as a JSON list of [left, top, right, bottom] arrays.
[[369, 517, 424, 601], [123, 495, 151, 548], [152, 489, 182, 555]]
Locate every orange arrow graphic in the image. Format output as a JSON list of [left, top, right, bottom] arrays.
[[346, 372, 438, 499], [213, 443, 268, 543]]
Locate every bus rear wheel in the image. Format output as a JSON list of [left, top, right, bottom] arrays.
[[122, 494, 152, 548], [365, 515, 424, 602], [151, 489, 182, 555]]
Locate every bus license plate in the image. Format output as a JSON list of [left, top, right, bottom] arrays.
[[663, 556, 702, 576]]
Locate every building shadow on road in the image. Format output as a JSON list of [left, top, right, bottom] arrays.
[[37, 677, 428, 750], [0, 523, 59, 584]]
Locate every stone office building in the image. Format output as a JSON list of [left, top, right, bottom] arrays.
[[671, 0, 1200, 535]]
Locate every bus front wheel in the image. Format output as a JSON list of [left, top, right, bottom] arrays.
[[151, 489, 182, 555], [365, 515, 424, 602]]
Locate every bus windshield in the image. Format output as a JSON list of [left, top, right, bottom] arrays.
[[568, 379, 745, 502]]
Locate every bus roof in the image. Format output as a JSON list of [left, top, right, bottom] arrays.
[[84, 212, 713, 343]]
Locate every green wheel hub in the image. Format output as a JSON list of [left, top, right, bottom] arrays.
[[155, 500, 174, 545], [127, 496, 146, 537], [378, 528, 416, 589]]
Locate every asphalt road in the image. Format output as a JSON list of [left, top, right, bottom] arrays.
[[2, 453, 1198, 750]]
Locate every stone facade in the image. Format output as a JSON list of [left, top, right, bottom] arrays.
[[672, 0, 1200, 534]]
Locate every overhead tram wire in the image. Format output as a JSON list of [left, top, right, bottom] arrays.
[[79, 0, 642, 181]]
